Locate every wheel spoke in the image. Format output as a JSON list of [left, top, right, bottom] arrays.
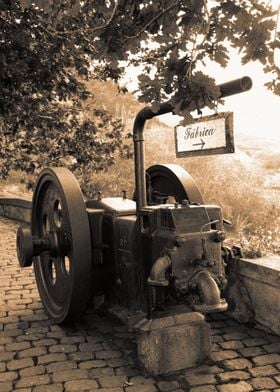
[[53, 256, 71, 302]]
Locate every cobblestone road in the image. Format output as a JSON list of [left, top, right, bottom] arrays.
[[1, 216, 280, 392]]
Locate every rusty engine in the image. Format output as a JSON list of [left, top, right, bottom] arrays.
[[16, 77, 252, 324]]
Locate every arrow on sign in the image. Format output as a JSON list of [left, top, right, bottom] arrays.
[[193, 138, 205, 150]]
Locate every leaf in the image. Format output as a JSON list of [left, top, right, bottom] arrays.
[[178, 108, 193, 125], [173, 99, 183, 115]]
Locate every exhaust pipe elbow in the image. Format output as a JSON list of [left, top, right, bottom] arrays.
[[193, 271, 228, 313], [148, 255, 171, 287]]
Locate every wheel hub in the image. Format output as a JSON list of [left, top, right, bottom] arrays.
[[17, 226, 67, 267]]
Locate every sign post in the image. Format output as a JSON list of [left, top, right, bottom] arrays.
[[175, 112, 234, 157]]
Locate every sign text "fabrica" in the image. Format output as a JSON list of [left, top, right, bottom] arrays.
[[184, 126, 216, 140]]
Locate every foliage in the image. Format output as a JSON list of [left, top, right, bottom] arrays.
[[1, 107, 124, 179], [0, 0, 280, 178], [239, 226, 280, 258], [0, 0, 127, 177], [184, 155, 280, 257]]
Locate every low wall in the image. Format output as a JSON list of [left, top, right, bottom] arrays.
[[0, 198, 31, 223], [226, 255, 280, 336]]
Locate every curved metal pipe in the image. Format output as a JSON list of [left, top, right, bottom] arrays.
[[133, 76, 252, 212], [195, 270, 221, 305], [147, 255, 171, 286], [192, 270, 228, 312]]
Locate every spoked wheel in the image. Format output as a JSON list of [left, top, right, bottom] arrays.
[[31, 168, 92, 324], [146, 164, 204, 205]]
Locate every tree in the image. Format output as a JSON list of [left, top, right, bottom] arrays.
[[0, 0, 124, 178], [0, 0, 279, 179]]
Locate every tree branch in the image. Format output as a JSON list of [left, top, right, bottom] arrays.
[[274, 5, 280, 41], [92, 0, 119, 33], [37, 23, 72, 41], [37, 115, 54, 120], [124, 1, 179, 42], [43, 0, 120, 36], [0, 15, 14, 26], [188, 0, 212, 76]]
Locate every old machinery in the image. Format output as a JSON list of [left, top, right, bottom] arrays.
[[17, 77, 252, 324]]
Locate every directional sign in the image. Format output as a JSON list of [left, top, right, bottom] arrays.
[[175, 112, 234, 157]]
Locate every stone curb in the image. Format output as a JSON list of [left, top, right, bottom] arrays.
[[226, 255, 280, 336], [0, 197, 31, 224]]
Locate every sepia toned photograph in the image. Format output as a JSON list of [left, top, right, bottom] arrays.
[[0, 1, 279, 391]]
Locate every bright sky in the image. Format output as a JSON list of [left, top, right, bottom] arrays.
[[162, 55, 280, 143], [209, 58, 280, 143], [169, 0, 280, 143]]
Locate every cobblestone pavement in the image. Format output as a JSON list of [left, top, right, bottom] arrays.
[[1, 217, 280, 392]]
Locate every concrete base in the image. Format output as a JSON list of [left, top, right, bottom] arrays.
[[107, 305, 146, 332], [226, 255, 280, 336], [136, 311, 210, 375]]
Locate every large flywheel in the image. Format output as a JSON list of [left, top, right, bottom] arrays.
[[146, 164, 204, 205], [18, 168, 92, 324]]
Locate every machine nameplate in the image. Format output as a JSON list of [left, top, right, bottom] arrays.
[[175, 112, 234, 157]]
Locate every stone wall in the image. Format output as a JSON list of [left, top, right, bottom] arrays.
[[226, 255, 280, 336]]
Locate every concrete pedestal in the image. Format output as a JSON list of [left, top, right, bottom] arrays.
[[136, 311, 210, 375]]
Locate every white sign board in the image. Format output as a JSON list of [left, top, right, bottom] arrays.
[[175, 112, 234, 157]]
